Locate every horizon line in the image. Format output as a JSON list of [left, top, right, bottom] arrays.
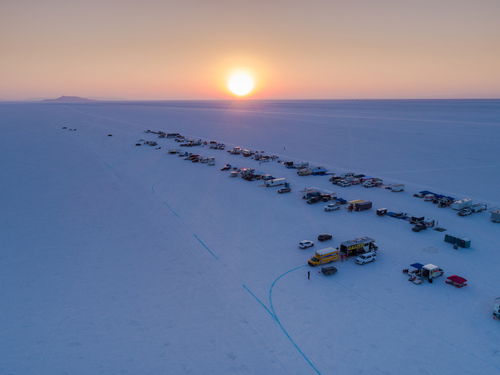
[[2, 97, 500, 103]]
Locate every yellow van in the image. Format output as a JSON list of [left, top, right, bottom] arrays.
[[308, 247, 340, 266]]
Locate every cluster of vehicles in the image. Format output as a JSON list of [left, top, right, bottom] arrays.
[[376, 209, 436, 232], [414, 192, 490, 218], [302, 188, 340, 205], [299, 236, 378, 269], [227, 146, 278, 162], [404, 263, 444, 284], [152, 129, 500, 319], [404, 263, 471, 289], [328, 174, 384, 188], [168, 150, 215, 165]]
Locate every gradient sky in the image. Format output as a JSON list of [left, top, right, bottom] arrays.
[[1, 0, 499, 100]]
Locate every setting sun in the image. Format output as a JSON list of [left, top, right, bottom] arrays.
[[227, 71, 255, 97]]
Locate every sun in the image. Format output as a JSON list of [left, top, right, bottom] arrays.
[[227, 71, 255, 97]]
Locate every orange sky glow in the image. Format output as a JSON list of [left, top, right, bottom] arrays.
[[1, 0, 499, 100]]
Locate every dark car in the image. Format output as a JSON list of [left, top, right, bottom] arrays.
[[321, 266, 338, 276], [317, 233, 333, 241], [412, 224, 427, 232], [307, 196, 322, 204], [321, 194, 334, 202], [278, 187, 291, 194]]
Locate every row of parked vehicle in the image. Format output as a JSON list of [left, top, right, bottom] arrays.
[[413, 191, 493, 218], [146, 129, 499, 318], [376, 208, 437, 232], [167, 149, 216, 165]]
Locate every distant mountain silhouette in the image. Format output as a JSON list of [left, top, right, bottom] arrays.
[[42, 96, 95, 103]]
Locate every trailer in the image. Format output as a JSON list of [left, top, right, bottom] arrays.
[[348, 200, 372, 212], [444, 234, 471, 249], [445, 275, 468, 288], [339, 237, 378, 256], [388, 211, 410, 220], [166, 132, 181, 138], [265, 178, 287, 187], [311, 167, 328, 175]]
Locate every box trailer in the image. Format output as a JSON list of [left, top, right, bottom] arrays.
[[348, 200, 372, 211], [444, 234, 471, 248], [265, 178, 287, 187], [311, 167, 328, 175]]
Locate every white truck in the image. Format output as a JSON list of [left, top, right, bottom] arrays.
[[451, 198, 473, 210], [458, 203, 487, 216], [388, 184, 405, 192], [265, 178, 287, 187]]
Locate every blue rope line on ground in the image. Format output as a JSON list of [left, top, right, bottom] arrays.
[[242, 284, 274, 318], [151, 183, 181, 218], [162, 202, 181, 218], [193, 234, 219, 260], [242, 265, 322, 375]]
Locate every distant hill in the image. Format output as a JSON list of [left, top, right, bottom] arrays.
[[42, 96, 95, 103]]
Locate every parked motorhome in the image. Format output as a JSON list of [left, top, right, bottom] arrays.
[[265, 178, 287, 187]]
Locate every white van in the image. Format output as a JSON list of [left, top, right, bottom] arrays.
[[355, 251, 377, 265]]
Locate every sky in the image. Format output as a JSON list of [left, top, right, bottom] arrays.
[[1, 0, 499, 100]]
